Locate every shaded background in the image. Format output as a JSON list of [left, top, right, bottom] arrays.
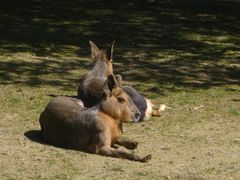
[[0, 0, 239, 93]]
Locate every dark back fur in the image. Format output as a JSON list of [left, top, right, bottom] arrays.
[[123, 86, 147, 122], [39, 96, 97, 150], [77, 41, 114, 107]]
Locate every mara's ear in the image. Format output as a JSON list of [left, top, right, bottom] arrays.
[[115, 74, 123, 87], [89, 41, 99, 60], [103, 74, 117, 96], [106, 41, 115, 61]]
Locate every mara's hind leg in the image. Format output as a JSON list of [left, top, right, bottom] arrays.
[[99, 145, 151, 163], [152, 104, 166, 117], [145, 99, 166, 120], [152, 109, 161, 116]]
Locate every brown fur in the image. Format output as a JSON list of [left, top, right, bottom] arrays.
[[77, 41, 115, 107], [152, 109, 162, 116], [40, 75, 150, 162]]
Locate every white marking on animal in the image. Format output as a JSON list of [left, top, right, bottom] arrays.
[[77, 100, 84, 107], [143, 98, 153, 121]]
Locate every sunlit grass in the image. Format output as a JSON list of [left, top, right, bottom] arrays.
[[0, 0, 240, 179]]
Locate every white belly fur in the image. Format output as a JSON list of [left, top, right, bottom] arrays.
[[143, 98, 153, 121]]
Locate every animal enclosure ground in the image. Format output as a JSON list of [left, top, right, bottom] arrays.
[[0, 0, 240, 179]]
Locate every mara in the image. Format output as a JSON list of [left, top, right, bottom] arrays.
[[40, 75, 151, 162]]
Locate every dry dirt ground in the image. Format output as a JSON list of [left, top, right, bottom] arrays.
[[0, 55, 239, 180], [0, 0, 240, 179]]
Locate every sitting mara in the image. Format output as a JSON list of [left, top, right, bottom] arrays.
[[77, 41, 115, 107], [39, 75, 151, 162]]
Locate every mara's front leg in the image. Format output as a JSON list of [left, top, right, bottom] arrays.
[[114, 138, 138, 150], [99, 145, 151, 163], [91, 133, 151, 163]]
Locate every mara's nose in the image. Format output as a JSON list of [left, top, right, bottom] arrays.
[[134, 112, 141, 122]]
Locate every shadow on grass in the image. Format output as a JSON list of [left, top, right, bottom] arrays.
[[24, 130, 91, 154], [0, 56, 89, 89], [24, 130, 45, 145], [0, 0, 239, 92]]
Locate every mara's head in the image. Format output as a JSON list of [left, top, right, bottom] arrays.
[[100, 74, 140, 123], [89, 41, 115, 76]]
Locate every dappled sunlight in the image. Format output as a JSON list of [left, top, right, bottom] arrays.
[[0, 0, 239, 93], [184, 33, 236, 47], [0, 53, 90, 89], [223, 50, 240, 63]]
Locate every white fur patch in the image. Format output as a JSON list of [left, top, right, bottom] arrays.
[[143, 98, 153, 121], [159, 104, 166, 111], [77, 100, 84, 107]]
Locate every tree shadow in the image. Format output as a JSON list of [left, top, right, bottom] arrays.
[[0, 56, 90, 89], [0, 0, 239, 93]]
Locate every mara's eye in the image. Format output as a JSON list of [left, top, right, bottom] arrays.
[[117, 97, 126, 103]]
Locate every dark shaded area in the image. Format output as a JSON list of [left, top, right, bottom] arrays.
[[24, 130, 45, 144], [24, 130, 91, 153], [48, 94, 78, 98], [0, 56, 89, 88], [0, 0, 239, 92], [24, 130, 79, 151]]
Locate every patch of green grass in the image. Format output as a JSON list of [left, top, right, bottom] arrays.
[[162, 176, 170, 180], [54, 174, 71, 180], [53, 152, 64, 158], [144, 126, 152, 131], [1, 174, 19, 180], [34, 174, 47, 180], [204, 167, 216, 174], [110, 166, 124, 173], [229, 108, 240, 117], [7, 96, 21, 106], [231, 139, 240, 145], [135, 171, 149, 177], [47, 158, 56, 166]]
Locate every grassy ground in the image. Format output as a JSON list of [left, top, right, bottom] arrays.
[[0, 0, 240, 179]]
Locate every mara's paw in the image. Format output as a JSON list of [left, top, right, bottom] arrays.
[[127, 141, 138, 150], [140, 154, 152, 163]]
